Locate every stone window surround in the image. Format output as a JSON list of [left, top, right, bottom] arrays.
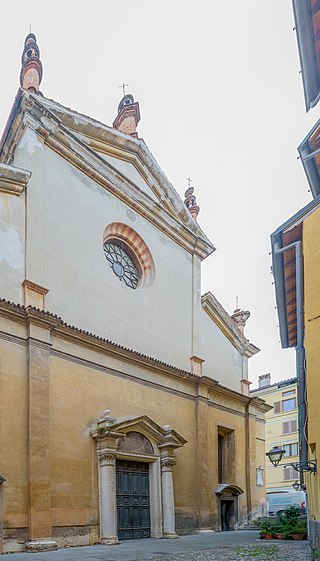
[[103, 222, 155, 288]]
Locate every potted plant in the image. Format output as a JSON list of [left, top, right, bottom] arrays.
[[289, 520, 307, 540], [259, 520, 275, 540], [274, 505, 303, 539]]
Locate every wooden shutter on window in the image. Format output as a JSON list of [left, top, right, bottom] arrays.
[[283, 421, 289, 434], [282, 420, 298, 434], [291, 419, 297, 432], [283, 466, 299, 480]]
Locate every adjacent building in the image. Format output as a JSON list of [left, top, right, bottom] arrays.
[[0, 34, 270, 553], [270, 0, 320, 548], [251, 375, 299, 493]]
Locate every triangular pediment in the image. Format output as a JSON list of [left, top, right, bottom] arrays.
[[91, 413, 186, 449], [34, 95, 204, 226], [0, 90, 215, 260]]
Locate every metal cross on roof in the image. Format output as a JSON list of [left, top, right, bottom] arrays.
[[187, 177, 192, 188], [119, 82, 129, 97]]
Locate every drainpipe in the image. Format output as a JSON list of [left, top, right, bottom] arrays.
[[274, 241, 308, 483]]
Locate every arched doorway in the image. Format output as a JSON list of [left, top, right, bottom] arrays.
[[91, 412, 186, 544], [214, 484, 244, 531]]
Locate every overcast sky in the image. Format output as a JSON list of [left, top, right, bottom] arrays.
[[0, 1, 318, 387]]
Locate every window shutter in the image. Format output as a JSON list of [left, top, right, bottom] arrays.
[[282, 420, 297, 434], [274, 401, 281, 414], [282, 421, 289, 434], [284, 466, 299, 480], [291, 419, 297, 432]]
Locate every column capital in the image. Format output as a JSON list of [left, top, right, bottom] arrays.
[[99, 451, 117, 467], [161, 458, 176, 472]]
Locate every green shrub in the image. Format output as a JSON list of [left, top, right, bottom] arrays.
[[260, 519, 276, 535], [274, 506, 307, 537]]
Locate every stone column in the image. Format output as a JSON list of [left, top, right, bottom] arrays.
[[99, 452, 119, 545], [161, 458, 178, 538]]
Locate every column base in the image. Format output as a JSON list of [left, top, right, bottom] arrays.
[[163, 532, 179, 539], [25, 539, 57, 552], [101, 537, 121, 545]]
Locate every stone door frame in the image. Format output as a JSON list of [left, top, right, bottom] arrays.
[[214, 484, 243, 531], [91, 412, 186, 544], [115, 450, 162, 540]]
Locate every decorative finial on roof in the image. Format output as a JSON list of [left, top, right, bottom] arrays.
[[113, 93, 141, 138], [20, 33, 43, 92], [184, 178, 200, 221], [231, 307, 250, 335]]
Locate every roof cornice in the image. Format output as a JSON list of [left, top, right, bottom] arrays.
[[0, 162, 31, 195], [201, 291, 260, 357], [0, 298, 260, 407]]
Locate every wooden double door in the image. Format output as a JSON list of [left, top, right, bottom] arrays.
[[116, 460, 151, 540]]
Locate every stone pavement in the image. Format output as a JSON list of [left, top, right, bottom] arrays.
[[3, 531, 310, 561]]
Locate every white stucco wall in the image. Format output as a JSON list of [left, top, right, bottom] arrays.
[[13, 128, 193, 370], [0, 190, 25, 303], [199, 310, 244, 392], [98, 152, 159, 203], [7, 124, 248, 391]]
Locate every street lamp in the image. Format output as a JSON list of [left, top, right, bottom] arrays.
[[265, 446, 285, 467], [266, 445, 317, 474], [292, 481, 300, 491]]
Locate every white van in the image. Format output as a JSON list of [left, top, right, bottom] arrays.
[[266, 491, 306, 516]]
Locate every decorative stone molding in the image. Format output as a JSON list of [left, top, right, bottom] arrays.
[[231, 308, 251, 335], [201, 292, 260, 358], [91, 411, 186, 542], [0, 163, 31, 195], [22, 280, 49, 309], [0, 474, 6, 484], [161, 458, 177, 471], [103, 222, 155, 287], [190, 355, 205, 376], [241, 379, 252, 397], [99, 452, 117, 467]]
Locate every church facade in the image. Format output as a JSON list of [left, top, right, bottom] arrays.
[[0, 34, 269, 553]]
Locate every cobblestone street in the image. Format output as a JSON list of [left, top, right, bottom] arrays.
[[4, 532, 310, 561], [152, 542, 309, 561]]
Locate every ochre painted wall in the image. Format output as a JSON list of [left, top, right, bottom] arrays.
[[303, 208, 320, 520], [0, 311, 267, 553]]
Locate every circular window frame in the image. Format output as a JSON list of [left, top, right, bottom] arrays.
[[103, 237, 142, 289], [103, 222, 155, 289]]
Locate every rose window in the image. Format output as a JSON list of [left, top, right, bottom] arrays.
[[103, 240, 140, 289]]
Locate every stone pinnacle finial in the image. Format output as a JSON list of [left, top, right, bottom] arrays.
[[113, 93, 141, 138], [20, 33, 43, 92], [184, 179, 200, 221], [231, 308, 250, 335]]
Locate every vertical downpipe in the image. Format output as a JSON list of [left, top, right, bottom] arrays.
[[295, 242, 307, 467]]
